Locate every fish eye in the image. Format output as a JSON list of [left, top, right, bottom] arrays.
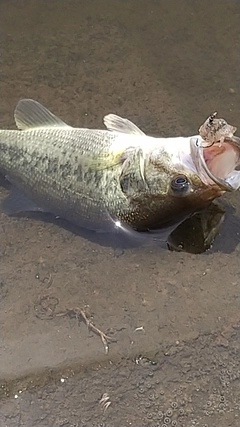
[[170, 175, 191, 196]]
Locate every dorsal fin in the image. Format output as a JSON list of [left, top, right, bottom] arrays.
[[103, 114, 145, 135], [14, 99, 71, 130]]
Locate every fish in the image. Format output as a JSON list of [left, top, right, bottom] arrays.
[[0, 98, 240, 236]]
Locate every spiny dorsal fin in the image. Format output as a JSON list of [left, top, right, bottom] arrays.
[[14, 99, 71, 130], [103, 113, 145, 135]]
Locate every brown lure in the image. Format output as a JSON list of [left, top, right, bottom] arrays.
[[199, 112, 237, 148]]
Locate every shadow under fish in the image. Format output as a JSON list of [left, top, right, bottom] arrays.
[[0, 175, 232, 254]]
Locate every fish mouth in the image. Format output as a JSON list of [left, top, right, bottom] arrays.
[[190, 135, 240, 191]]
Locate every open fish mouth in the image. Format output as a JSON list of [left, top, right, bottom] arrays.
[[191, 135, 240, 191]]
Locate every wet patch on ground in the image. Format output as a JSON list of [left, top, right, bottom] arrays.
[[1, 331, 240, 426]]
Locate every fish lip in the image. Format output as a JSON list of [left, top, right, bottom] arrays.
[[191, 135, 240, 192], [225, 135, 240, 147]]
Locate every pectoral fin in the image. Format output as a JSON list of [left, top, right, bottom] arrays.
[[120, 148, 148, 197]]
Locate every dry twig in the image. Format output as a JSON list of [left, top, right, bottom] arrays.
[[55, 307, 116, 354], [34, 295, 116, 353]]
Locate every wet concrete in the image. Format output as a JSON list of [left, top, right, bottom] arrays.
[[0, 0, 240, 426]]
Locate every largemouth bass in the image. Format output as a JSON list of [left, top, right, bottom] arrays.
[[0, 99, 240, 235]]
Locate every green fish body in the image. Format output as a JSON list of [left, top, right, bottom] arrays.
[[0, 99, 240, 233]]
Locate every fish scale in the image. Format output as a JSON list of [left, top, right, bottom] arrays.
[[0, 127, 130, 229]]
